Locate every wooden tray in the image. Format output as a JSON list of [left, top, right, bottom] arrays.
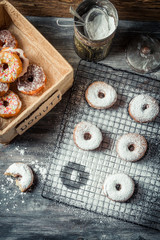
[[0, 0, 73, 144]]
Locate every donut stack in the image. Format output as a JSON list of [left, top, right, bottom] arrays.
[[0, 30, 46, 118]]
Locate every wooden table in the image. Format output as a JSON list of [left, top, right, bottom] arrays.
[[0, 17, 160, 240]]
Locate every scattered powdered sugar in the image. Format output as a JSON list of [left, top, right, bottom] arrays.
[[86, 81, 117, 109], [116, 133, 147, 162], [73, 121, 102, 150], [103, 173, 135, 202], [129, 94, 159, 123]]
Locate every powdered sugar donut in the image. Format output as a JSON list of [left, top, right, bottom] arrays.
[[4, 163, 34, 192], [0, 30, 18, 50], [0, 82, 9, 97], [73, 121, 103, 150], [85, 81, 117, 109], [2, 47, 29, 77], [0, 90, 22, 118], [116, 133, 147, 162], [129, 94, 159, 123], [103, 173, 135, 202], [17, 64, 47, 95]]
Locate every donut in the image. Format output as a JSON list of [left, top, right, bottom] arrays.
[[0, 82, 9, 97], [4, 163, 34, 192], [85, 81, 117, 109], [2, 47, 29, 77], [0, 51, 23, 83], [103, 173, 135, 202], [0, 30, 18, 50], [116, 133, 147, 162], [73, 121, 103, 150], [0, 90, 22, 118], [17, 64, 47, 95], [128, 94, 159, 123]]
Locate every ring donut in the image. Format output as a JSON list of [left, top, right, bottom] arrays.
[[73, 121, 103, 150], [2, 47, 29, 77], [0, 82, 9, 97], [4, 163, 34, 192], [85, 81, 117, 109], [128, 94, 159, 123], [0, 51, 22, 83], [17, 64, 47, 95], [0, 90, 22, 118], [0, 30, 18, 50], [116, 133, 147, 162], [103, 173, 135, 202]]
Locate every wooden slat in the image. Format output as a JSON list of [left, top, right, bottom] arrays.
[[7, 0, 160, 21]]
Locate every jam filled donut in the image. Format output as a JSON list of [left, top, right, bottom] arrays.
[[0, 30, 18, 50], [103, 173, 135, 202], [4, 163, 34, 192], [128, 94, 159, 123], [0, 90, 22, 118], [0, 51, 23, 83], [2, 47, 29, 77], [73, 121, 103, 150], [17, 64, 47, 95], [0, 82, 9, 97], [116, 133, 147, 162], [85, 81, 117, 109]]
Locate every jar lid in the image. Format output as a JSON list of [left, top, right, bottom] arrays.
[[126, 35, 160, 73]]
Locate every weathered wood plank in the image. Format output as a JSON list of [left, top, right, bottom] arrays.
[[8, 0, 160, 21]]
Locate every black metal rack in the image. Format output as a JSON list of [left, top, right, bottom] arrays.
[[42, 60, 160, 230]]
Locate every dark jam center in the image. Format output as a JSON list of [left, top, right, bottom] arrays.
[[116, 184, 121, 191], [98, 91, 105, 99], [128, 144, 135, 151], [28, 76, 34, 82], [84, 132, 91, 140], [3, 101, 9, 107], [142, 104, 149, 111]]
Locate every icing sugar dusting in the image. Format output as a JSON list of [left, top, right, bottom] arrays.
[[129, 94, 159, 122], [74, 121, 102, 150], [103, 173, 135, 202], [86, 81, 117, 109], [116, 133, 147, 162], [17, 64, 46, 92], [4, 163, 34, 191]]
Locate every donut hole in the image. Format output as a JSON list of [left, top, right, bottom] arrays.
[[84, 132, 91, 140], [115, 184, 121, 191], [128, 144, 135, 152], [98, 91, 105, 99], [142, 104, 149, 111], [0, 63, 8, 71], [0, 40, 5, 47], [3, 100, 9, 107], [28, 76, 34, 82]]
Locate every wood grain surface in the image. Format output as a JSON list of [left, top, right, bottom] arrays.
[[7, 0, 160, 21], [0, 16, 160, 239]]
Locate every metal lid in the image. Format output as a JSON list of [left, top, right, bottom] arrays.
[[126, 35, 160, 73]]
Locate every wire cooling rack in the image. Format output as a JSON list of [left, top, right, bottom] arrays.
[[42, 60, 160, 230]]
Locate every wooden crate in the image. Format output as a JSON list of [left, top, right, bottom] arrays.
[[0, 0, 73, 144]]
